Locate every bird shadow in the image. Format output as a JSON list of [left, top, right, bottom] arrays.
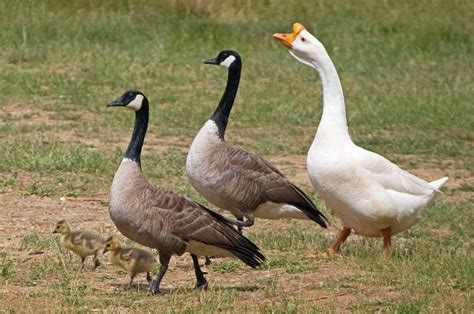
[[112, 283, 259, 295]]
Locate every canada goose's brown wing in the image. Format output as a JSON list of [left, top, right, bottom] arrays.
[[143, 185, 265, 268], [172, 198, 265, 268], [214, 144, 328, 227]]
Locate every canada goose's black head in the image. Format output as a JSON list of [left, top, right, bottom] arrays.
[[52, 220, 70, 235], [107, 90, 147, 112], [204, 50, 241, 70]]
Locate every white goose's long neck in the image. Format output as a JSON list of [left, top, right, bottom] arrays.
[[310, 52, 351, 142]]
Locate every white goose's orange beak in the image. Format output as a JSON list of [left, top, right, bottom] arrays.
[[273, 23, 305, 49]]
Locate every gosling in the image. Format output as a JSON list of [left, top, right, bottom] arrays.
[[52, 220, 105, 269], [103, 236, 157, 289]]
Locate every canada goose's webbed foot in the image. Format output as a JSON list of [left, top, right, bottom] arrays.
[[234, 217, 254, 231], [149, 265, 168, 295], [191, 254, 208, 290], [204, 256, 212, 265], [149, 279, 160, 295], [196, 278, 208, 290]]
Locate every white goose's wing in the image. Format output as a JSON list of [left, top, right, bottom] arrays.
[[356, 147, 434, 196]]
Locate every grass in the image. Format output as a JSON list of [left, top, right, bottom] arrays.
[[0, 0, 472, 312]]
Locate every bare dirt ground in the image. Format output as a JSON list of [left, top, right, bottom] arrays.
[[1, 104, 471, 310], [0, 192, 399, 311], [1, 151, 470, 311]]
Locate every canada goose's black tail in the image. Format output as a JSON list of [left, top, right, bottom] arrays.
[[218, 235, 266, 268], [197, 202, 266, 268], [289, 183, 329, 228]]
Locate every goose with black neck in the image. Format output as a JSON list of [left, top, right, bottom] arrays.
[[107, 90, 266, 294], [186, 50, 329, 233]]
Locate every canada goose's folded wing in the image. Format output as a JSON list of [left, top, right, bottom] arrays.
[[173, 198, 265, 268], [216, 144, 328, 227], [144, 185, 265, 267]]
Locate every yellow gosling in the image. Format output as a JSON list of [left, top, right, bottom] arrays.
[[103, 236, 157, 289], [52, 220, 105, 269]]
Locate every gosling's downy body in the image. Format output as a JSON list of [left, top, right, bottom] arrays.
[[103, 236, 157, 289], [107, 90, 265, 295], [186, 50, 328, 232], [52, 220, 105, 268], [274, 23, 448, 257]]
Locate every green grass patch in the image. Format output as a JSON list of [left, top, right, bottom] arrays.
[[19, 234, 58, 251], [0, 0, 472, 312], [211, 261, 241, 273]]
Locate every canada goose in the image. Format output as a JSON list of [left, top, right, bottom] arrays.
[[52, 220, 105, 268], [186, 50, 328, 232], [103, 236, 157, 289], [273, 23, 448, 257], [107, 90, 265, 294]]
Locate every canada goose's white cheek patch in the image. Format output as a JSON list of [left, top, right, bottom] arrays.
[[127, 94, 144, 111], [219, 55, 236, 68]]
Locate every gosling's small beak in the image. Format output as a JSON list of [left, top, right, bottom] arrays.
[[107, 95, 126, 107], [273, 22, 305, 49], [52, 230, 57, 234], [204, 57, 219, 65], [103, 248, 108, 254]]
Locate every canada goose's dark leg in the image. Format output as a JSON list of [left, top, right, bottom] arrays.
[[93, 250, 101, 269], [237, 217, 244, 234], [146, 272, 152, 283], [80, 256, 86, 269], [191, 254, 208, 290], [127, 274, 135, 290], [149, 253, 170, 295], [204, 256, 212, 266]]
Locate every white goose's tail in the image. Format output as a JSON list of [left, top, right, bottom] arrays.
[[428, 176, 449, 191]]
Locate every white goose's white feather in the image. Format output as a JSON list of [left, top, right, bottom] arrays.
[[288, 28, 448, 237]]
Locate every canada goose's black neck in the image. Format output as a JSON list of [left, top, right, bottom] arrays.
[[210, 62, 241, 139], [125, 98, 149, 165]]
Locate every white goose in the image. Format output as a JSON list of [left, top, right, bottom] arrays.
[[273, 23, 448, 257]]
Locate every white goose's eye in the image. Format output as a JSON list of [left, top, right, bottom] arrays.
[[301, 37, 306, 42]]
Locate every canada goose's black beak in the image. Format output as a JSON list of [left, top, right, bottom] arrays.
[[107, 96, 127, 107], [204, 57, 219, 65]]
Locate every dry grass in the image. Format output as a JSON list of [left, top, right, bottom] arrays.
[[1, 0, 473, 311]]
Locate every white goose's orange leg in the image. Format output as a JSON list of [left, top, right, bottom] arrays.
[[307, 227, 351, 258], [380, 226, 391, 258]]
